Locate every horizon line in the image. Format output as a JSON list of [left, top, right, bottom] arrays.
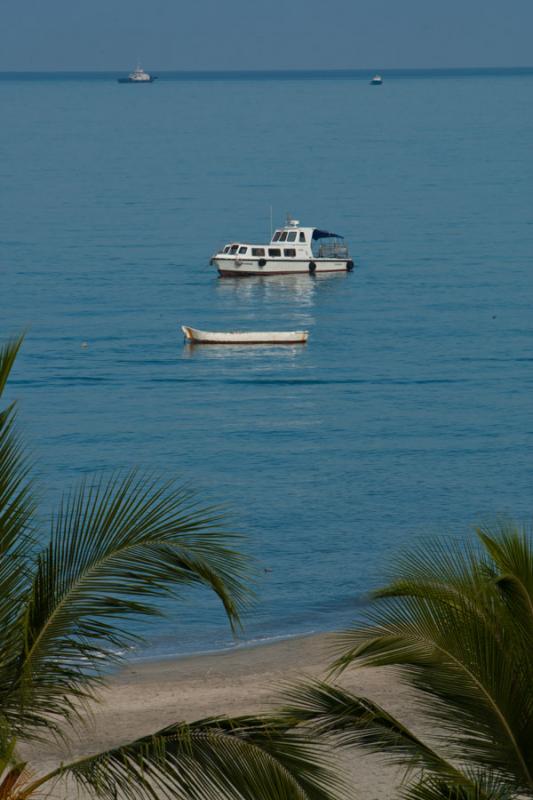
[[1, 65, 533, 75]]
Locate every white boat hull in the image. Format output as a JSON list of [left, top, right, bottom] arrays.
[[212, 256, 353, 276], [181, 326, 308, 344]]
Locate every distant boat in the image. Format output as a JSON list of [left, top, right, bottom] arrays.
[[118, 65, 157, 84], [181, 325, 309, 345], [370, 74, 383, 85]]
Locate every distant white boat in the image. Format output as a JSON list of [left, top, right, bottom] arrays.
[[118, 65, 157, 83], [370, 74, 383, 85], [181, 325, 309, 345]]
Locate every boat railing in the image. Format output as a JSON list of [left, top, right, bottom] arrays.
[[317, 241, 349, 258]]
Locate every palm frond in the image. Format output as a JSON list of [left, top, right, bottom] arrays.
[[24, 714, 344, 800], [0, 332, 34, 569], [329, 533, 533, 794], [279, 680, 463, 782], [477, 523, 533, 647], [0, 333, 25, 402], [400, 772, 516, 800], [5, 472, 251, 738], [0, 335, 35, 733]]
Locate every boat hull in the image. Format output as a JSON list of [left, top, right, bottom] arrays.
[[181, 326, 308, 344], [212, 257, 354, 276], [117, 77, 157, 83]]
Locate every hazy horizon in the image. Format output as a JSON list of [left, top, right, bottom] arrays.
[[2, 0, 532, 72], [1, 66, 533, 75]]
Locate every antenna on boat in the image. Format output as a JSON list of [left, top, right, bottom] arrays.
[[270, 205, 273, 239]]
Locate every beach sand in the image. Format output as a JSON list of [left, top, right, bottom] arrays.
[[24, 633, 417, 799]]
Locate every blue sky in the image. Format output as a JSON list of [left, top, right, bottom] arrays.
[[2, 0, 532, 71]]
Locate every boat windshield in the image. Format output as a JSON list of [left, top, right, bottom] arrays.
[[272, 229, 303, 243]]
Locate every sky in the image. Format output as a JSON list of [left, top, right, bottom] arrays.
[[1, 0, 532, 72]]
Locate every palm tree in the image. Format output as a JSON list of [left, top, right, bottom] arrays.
[[0, 335, 341, 800], [282, 525, 533, 799]]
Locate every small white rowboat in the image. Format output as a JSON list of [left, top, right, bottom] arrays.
[[181, 325, 309, 344]]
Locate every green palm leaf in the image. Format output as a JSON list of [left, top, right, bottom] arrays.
[[22, 715, 343, 800], [0, 332, 34, 573], [0, 333, 25, 401], [400, 773, 515, 800], [327, 529, 533, 796], [477, 523, 533, 648], [279, 680, 463, 781], [0, 335, 36, 735], [3, 471, 251, 738]]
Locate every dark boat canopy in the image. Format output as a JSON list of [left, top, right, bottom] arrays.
[[312, 229, 344, 240]]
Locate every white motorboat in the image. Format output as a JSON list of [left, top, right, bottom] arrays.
[[181, 325, 309, 344], [370, 74, 383, 85], [210, 216, 354, 277], [118, 65, 157, 83]]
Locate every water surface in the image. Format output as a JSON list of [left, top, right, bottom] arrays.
[[1, 70, 532, 655]]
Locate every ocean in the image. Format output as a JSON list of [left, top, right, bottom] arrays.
[[1, 69, 532, 657]]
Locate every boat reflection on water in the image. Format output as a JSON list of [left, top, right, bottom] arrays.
[[214, 271, 348, 307], [181, 341, 308, 360]]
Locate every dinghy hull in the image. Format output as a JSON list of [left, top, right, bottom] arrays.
[[181, 326, 308, 344]]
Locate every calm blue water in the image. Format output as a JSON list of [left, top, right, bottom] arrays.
[[1, 70, 532, 657]]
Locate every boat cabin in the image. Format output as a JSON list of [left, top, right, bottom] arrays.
[[220, 219, 348, 261], [211, 216, 353, 275]]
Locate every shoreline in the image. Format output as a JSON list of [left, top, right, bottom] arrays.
[[128, 627, 323, 666], [118, 629, 335, 683], [24, 631, 415, 799]]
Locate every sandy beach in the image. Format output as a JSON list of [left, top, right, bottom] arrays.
[[24, 632, 418, 799]]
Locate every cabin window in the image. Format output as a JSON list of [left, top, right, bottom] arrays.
[[223, 246, 231, 253], [279, 232, 288, 242], [284, 248, 296, 257], [252, 247, 265, 257], [268, 248, 281, 257], [299, 232, 306, 242], [229, 244, 239, 254], [238, 246, 248, 254], [272, 231, 281, 242], [287, 231, 297, 242]]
